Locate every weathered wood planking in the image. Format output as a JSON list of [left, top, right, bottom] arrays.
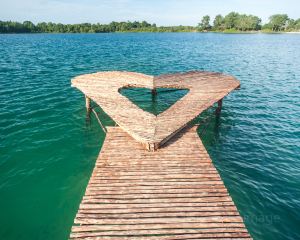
[[71, 71, 240, 150], [70, 127, 251, 240]]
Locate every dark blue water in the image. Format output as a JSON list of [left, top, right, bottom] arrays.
[[0, 33, 299, 240]]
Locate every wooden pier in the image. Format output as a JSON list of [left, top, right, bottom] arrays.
[[70, 71, 251, 239], [72, 71, 240, 150]]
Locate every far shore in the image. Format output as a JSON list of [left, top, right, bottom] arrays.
[[1, 31, 300, 34]]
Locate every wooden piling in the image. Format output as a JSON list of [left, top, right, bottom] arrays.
[[85, 95, 91, 113]]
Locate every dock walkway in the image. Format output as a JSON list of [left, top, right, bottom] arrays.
[[70, 71, 251, 239], [70, 127, 250, 239]]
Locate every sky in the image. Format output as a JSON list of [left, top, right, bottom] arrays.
[[0, 0, 299, 26]]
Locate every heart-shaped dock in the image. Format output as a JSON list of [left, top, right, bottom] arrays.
[[72, 71, 240, 150]]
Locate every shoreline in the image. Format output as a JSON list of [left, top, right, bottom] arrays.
[[1, 31, 300, 34]]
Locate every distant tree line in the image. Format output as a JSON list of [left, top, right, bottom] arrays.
[[199, 13, 261, 31], [0, 13, 299, 33], [198, 13, 300, 32], [0, 20, 194, 33]]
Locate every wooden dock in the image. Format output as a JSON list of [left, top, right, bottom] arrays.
[[72, 71, 240, 150], [70, 71, 251, 239], [70, 127, 251, 239]]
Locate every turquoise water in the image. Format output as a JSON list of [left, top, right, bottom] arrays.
[[120, 88, 189, 115], [0, 33, 300, 240]]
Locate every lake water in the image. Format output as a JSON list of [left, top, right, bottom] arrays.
[[0, 33, 300, 240]]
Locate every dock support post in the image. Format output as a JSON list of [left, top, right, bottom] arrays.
[[146, 142, 158, 152], [216, 99, 223, 116], [85, 96, 91, 113], [151, 89, 157, 96], [85, 96, 91, 124]]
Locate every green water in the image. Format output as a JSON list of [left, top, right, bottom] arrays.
[[0, 33, 300, 240], [120, 88, 189, 115]]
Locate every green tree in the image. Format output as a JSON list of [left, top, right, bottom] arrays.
[[36, 22, 46, 32], [23, 21, 35, 32], [224, 12, 239, 29], [235, 15, 261, 31], [236, 14, 247, 31], [268, 14, 289, 31], [295, 18, 300, 30], [198, 15, 211, 31], [248, 15, 261, 30], [213, 15, 224, 30], [141, 21, 151, 28]]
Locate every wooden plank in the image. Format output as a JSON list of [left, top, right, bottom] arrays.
[[74, 216, 244, 225], [78, 197, 234, 204], [83, 184, 226, 191], [69, 127, 251, 239], [72, 222, 247, 232], [70, 232, 251, 239], [75, 211, 240, 219], [78, 204, 237, 211], [85, 188, 227, 194]]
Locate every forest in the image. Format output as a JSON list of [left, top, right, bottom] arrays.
[[198, 13, 300, 32], [0, 13, 299, 33]]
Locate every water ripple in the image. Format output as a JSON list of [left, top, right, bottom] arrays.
[[0, 33, 299, 240]]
